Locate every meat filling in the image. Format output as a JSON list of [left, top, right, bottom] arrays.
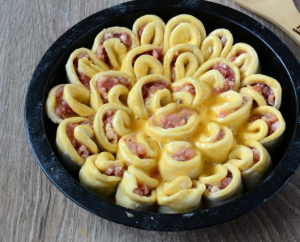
[[207, 172, 233, 193], [216, 129, 225, 141], [219, 36, 227, 47], [228, 50, 246, 62], [250, 112, 279, 135], [54, 86, 77, 119], [132, 47, 163, 65], [171, 147, 196, 161], [133, 184, 151, 197], [73, 52, 91, 89], [96, 75, 131, 103], [103, 110, 118, 143], [250, 83, 275, 106], [173, 83, 196, 95], [104, 165, 124, 177], [212, 62, 235, 93], [138, 25, 146, 39], [160, 108, 192, 129], [124, 135, 147, 159], [66, 121, 93, 160], [251, 147, 260, 164], [142, 80, 170, 107], [101, 32, 132, 49]]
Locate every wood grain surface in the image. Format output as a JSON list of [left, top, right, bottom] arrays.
[[1, 0, 300, 241]]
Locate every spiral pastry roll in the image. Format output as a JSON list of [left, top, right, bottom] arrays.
[[127, 74, 171, 119], [172, 77, 211, 108], [146, 103, 200, 142], [56, 117, 98, 171], [94, 104, 132, 153], [199, 163, 243, 208], [115, 166, 159, 211], [227, 140, 272, 190], [163, 44, 204, 82], [164, 14, 206, 52], [159, 141, 203, 182], [46, 84, 95, 124], [66, 48, 109, 89], [226, 43, 260, 79], [201, 91, 253, 132], [90, 71, 134, 111], [132, 15, 165, 46], [195, 122, 233, 164], [239, 74, 282, 109], [238, 106, 285, 149], [92, 27, 139, 70], [79, 152, 126, 197], [193, 57, 240, 92], [201, 28, 234, 61], [121, 44, 164, 81], [117, 132, 160, 172], [156, 176, 206, 213]]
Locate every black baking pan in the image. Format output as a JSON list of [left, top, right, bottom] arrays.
[[25, 0, 300, 231]]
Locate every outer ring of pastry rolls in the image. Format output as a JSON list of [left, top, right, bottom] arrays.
[[240, 106, 286, 149], [132, 15, 165, 46], [164, 14, 206, 52], [79, 153, 125, 197], [163, 43, 204, 82], [90, 70, 134, 111], [156, 176, 206, 213], [226, 43, 260, 79], [196, 122, 234, 164], [94, 103, 132, 153], [66, 48, 109, 89], [239, 74, 282, 109], [193, 57, 241, 92], [127, 74, 172, 119], [115, 166, 159, 211], [117, 132, 160, 172], [227, 140, 272, 190], [121, 44, 163, 82], [158, 141, 204, 181], [201, 28, 234, 61], [145, 103, 201, 143], [199, 163, 243, 208], [56, 117, 98, 171]]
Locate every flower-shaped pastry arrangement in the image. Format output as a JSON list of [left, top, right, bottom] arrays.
[[46, 14, 285, 214]]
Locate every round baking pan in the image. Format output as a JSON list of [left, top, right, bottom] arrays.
[[25, 0, 300, 231]]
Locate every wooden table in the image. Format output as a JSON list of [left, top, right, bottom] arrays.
[[1, 0, 300, 241]]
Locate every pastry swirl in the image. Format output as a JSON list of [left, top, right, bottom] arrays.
[[121, 44, 164, 81], [56, 117, 98, 171], [79, 152, 125, 197], [226, 43, 260, 79], [199, 163, 243, 208], [66, 48, 109, 89], [227, 140, 272, 190], [164, 14, 206, 52], [195, 122, 234, 164], [127, 74, 171, 119], [156, 176, 206, 213], [90, 71, 134, 111], [92, 27, 139, 70], [158, 141, 204, 182], [115, 166, 159, 211], [239, 74, 282, 109], [46, 84, 95, 123], [132, 14, 165, 46], [146, 103, 200, 142], [193, 57, 240, 92], [201, 28, 234, 61], [117, 132, 160, 172], [94, 104, 132, 153]]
